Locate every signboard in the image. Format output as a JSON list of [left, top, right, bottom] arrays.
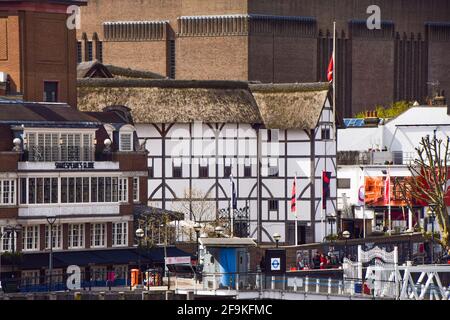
[[55, 162, 95, 170], [264, 249, 286, 275], [165, 256, 192, 265]]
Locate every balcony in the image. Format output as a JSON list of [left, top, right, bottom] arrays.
[[337, 151, 416, 166], [18, 147, 120, 171]]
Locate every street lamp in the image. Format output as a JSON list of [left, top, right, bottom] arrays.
[[214, 226, 224, 238], [342, 230, 351, 259], [427, 207, 436, 264], [46, 216, 57, 292], [327, 214, 337, 238], [135, 228, 145, 285], [193, 223, 202, 261], [273, 233, 281, 248]]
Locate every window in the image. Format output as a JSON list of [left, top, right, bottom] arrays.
[[268, 158, 279, 177], [97, 41, 103, 62], [45, 224, 62, 249], [268, 200, 279, 211], [244, 159, 252, 178], [22, 225, 39, 251], [112, 222, 128, 247], [169, 40, 176, 79], [172, 158, 182, 178], [0, 179, 15, 205], [267, 129, 279, 143], [77, 41, 82, 63], [199, 159, 209, 178], [43, 81, 58, 102], [118, 178, 128, 202], [68, 224, 84, 249], [87, 41, 93, 61], [90, 223, 106, 248], [0, 227, 17, 253], [224, 158, 232, 178], [26, 132, 93, 162], [119, 133, 132, 151], [337, 178, 351, 189], [321, 127, 331, 140], [133, 177, 139, 202]]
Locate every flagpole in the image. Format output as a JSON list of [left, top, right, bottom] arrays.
[[332, 21, 336, 140], [295, 173, 298, 246], [388, 165, 392, 236]]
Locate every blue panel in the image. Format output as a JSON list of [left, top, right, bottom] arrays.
[[218, 248, 237, 288]]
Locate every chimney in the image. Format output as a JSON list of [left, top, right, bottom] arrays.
[[364, 110, 380, 127]]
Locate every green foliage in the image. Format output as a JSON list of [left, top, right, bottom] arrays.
[[355, 101, 413, 119]]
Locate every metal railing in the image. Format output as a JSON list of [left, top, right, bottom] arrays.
[[337, 151, 417, 166]]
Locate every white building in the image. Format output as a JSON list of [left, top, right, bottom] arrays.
[[337, 105, 450, 237], [78, 80, 337, 245]]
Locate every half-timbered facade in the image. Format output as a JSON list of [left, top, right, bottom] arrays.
[[78, 80, 337, 245]]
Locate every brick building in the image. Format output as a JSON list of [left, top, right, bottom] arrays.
[[0, 0, 86, 107], [77, 0, 450, 119]]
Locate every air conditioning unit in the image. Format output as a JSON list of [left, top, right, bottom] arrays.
[[0, 72, 8, 83]]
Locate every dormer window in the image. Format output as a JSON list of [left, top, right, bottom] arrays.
[[119, 125, 135, 152]]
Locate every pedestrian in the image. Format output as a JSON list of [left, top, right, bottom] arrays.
[[313, 252, 321, 269], [320, 253, 328, 269]]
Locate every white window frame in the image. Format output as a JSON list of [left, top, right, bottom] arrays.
[[45, 224, 62, 250], [22, 225, 39, 251], [68, 224, 85, 249], [0, 227, 17, 253], [118, 178, 128, 203], [90, 223, 107, 248], [119, 125, 135, 152], [112, 222, 128, 247], [0, 179, 16, 205]]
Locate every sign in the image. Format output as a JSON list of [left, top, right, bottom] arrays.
[[264, 249, 286, 275], [270, 258, 281, 271], [66, 265, 81, 290], [165, 256, 192, 265], [55, 162, 95, 170]]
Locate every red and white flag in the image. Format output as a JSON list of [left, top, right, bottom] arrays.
[[384, 173, 391, 206], [291, 176, 297, 216], [327, 54, 334, 83]]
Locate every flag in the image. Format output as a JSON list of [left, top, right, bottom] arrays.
[[291, 176, 297, 215], [384, 173, 391, 206], [230, 174, 237, 210], [322, 171, 331, 210], [327, 55, 334, 83]]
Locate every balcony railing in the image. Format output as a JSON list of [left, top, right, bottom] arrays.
[[20, 147, 113, 162], [337, 151, 416, 166]]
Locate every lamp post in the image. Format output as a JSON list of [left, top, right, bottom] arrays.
[[46, 216, 57, 292], [427, 207, 436, 264], [273, 233, 281, 248], [327, 214, 337, 238], [193, 223, 201, 262], [4, 224, 22, 291], [342, 230, 351, 259], [214, 226, 224, 238], [135, 228, 144, 285]]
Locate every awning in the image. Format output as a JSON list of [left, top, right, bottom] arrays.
[[18, 247, 191, 270]]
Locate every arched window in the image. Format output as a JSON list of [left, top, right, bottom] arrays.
[[119, 125, 135, 151]]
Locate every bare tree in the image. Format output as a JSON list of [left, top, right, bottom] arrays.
[[399, 135, 450, 252], [172, 188, 218, 240], [136, 207, 177, 248]]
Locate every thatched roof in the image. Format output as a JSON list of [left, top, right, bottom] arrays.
[[77, 79, 330, 129], [77, 61, 165, 80], [104, 65, 167, 80], [249, 83, 330, 129]]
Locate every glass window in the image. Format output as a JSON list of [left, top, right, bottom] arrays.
[[133, 177, 139, 202], [43, 81, 58, 102], [45, 224, 62, 250], [22, 225, 39, 251], [90, 223, 106, 248], [0, 180, 15, 205], [91, 177, 98, 203], [68, 224, 84, 249], [112, 222, 128, 247], [120, 133, 132, 151], [118, 178, 128, 202], [83, 177, 90, 203]]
